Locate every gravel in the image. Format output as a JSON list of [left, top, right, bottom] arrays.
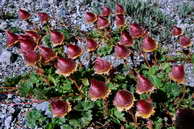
[[0, 0, 193, 128]]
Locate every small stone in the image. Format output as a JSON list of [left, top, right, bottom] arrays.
[[0, 50, 11, 64], [7, 94, 13, 99], [0, 21, 8, 30], [0, 0, 7, 7], [13, 98, 21, 103], [0, 46, 2, 55], [35, 102, 52, 117], [4, 116, 12, 129], [42, 1, 50, 8], [24, 0, 32, 3]]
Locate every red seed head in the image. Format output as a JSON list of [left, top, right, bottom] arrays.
[[119, 31, 133, 46], [136, 74, 155, 94], [142, 36, 158, 52], [19, 38, 36, 53], [101, 6, 111, 17], [97, 16, 109, 29], [37, 12, 50, 24], [114, 44, 131, 59], [136, 99, 155, 119], [179, 35, 192, 48], [115, 15, 125, 27], [94, 58, 112, 75], [115, 3, 124, 15], [84, 12, 97, 24], [51, 100, 71, 118], [171, 26, 183, 36], [22, 50, 39, 66], [169, 65, 185, 83], [5, 31, 18, 48], [89, 80, 110, 101], [50, 30, 64, 47], [86, 38, 98, 52], [18, 34, 32, 40], [18, 9, 31, 20], [130, 23, 147, 39], [38, 46, 57, 63], [25, 30, 41, 44], [67, 44, 83, 59], [113, 90, 134, 111], [55, 57, 78, 77]]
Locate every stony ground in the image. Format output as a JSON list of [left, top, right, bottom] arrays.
[[0, 0, 193, 129]]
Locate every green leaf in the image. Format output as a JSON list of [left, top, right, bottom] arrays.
[[43, 34, 52, 47], [107, 83, 120, 91], [151, 76, 163, 89], [74, 100, 94, 111], [97, 44, 113, 56], [110, 108, 126, 123], [9, 27, 23, 33], [153, 118, 163, 129], [69, 119, 81, 128], [62, 125, 73, 129], [192, 54, 194, 64], [80, 110, 93, 127], [164, 82, 181, 98], [18, 80, 33, 97], [125, 123, 136, 129], [167, 127, 176, 129], [26, 109, 46, 128], [59, 29, 71, 40]]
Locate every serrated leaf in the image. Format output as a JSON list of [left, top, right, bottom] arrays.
[[107, 83, 120, 91], [26, 109, 46, 128], [69, 119, 81, 128], [110, 108, 126, 123], [74, 100, 94, 111], [97, 44, 113, 56], [18, 80, 33, 97]]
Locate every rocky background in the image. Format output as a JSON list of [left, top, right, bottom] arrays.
[[0, 0, 193, 129]]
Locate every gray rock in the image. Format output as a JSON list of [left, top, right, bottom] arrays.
[[35, 102, 52, 117], [0, 46, 2, 55], [42, 1, 50, 8], [0, 0, 7, 7], [0, 50, 11, 64], [4, 116, 12, 129], [0, 21, 8, 30], [185, 63, 194, 87], [24, 0, 32, 3]]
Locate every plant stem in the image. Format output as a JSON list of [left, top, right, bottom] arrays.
[[128, 110, 139, 129], [103, 98, 109, 118], [153, 51, 158, 65], [143, 52, 151, 67], [0, 87, 17, 90], [175, 85, 187, 109]]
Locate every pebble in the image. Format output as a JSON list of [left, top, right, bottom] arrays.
[[4, 116, 12, 129], [0, 50, 11, 64], [0, 21, 8, 30], [35, 102, 52, 117]]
